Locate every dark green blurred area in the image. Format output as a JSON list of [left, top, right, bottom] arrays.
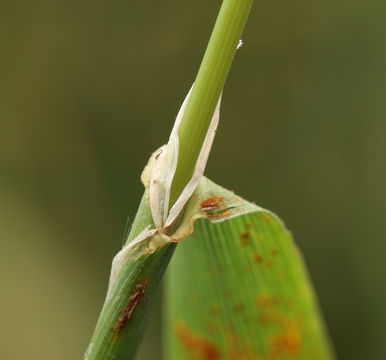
[[0, 0, 385, 359]]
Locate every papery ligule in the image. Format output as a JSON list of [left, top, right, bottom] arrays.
[[147, 85, 222, 232]]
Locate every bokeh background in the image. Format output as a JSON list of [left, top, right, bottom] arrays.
[[1, 0, 385, 359]]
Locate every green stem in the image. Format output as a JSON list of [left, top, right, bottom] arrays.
[[169, 0, 254, 207], [85, 192, 177, 360]]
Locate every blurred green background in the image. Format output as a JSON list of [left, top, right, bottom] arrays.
[[1, 0, 385, 359]]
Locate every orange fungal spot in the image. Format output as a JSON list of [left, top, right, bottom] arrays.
[[269, 326, 301, 357], [201, 197, 222, 212], [175, 323, 220, 360]]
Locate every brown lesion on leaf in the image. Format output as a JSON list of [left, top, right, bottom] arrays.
[[270, 249, 278, 256], [254, 253, 263, 264], [254, 253, 275, 268], [257, 299, 302, 358], [259, 312, 284, 326], [175, 322, 220, 360], [224, 289, 233, 299], [261, 215, 271, 223], [226, 327, 261, 360], [240, 231, 250, 246], [233, 302, 245, 314], [211, 306, 222, 317], [114, 278, 149, 339], [206, 322, 219, 334], [256, 294, 281, 308]]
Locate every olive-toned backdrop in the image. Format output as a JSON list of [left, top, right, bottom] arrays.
[[1, 1, 385, 359]]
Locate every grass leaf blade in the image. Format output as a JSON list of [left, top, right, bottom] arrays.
[[165, 185, 334, 359]]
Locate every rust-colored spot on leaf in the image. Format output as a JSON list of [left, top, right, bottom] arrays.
[[256, 294, 280, 308], [175, 323, 220, 360], [201, 196, 222, 213], [254, 253, 263, 264], [206, 322, 218, 334], [259, 312, 284, 326], [269, 326, 301, 357], [211, 306, 222, 317], [233, 303, 245, 314], [265, 260, 274, 269], [226, 327, 258, 359], [270, 249, 278, 256], [115, 278, 149, 338], [246, 222, 255, 228], [262, 215, 271, 223], [207, 210, 231, 220], [224, 290, 233, 299], [201, 197, 233, 220], [240, 232, 250, 246]]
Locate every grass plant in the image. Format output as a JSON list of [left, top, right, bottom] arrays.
[[85, 1, 334, 359]]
